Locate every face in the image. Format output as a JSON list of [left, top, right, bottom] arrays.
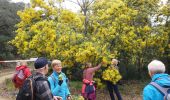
[[22, 62, 27, 66], [44, 64, 49, 75], [16, 62, 21, 67], [111, 59, 118, 65], [86, 63, 92, 68], [53, 63, 62, 73], [148, 71, 153, 78]]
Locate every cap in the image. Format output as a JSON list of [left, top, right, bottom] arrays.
[[34, 57, 49, 69]]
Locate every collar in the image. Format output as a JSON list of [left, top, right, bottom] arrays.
[[53, 71, 62, 76]]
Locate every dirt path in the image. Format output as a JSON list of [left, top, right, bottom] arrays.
[[0, 95, 12, 100], [0, 69, 15, 100], [0, 72, 13, 84]]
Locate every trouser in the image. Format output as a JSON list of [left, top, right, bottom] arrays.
[[83, 91, 96, 100], [106, 81, 122, 100], [84, 99, 92, 100]]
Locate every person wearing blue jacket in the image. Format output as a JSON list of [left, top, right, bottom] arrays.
[[48, 60, 71, 100], [143, 60, 170, 100]]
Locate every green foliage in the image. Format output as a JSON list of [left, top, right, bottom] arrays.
[[0, 0, 24, 60], [69, 81, 82, 90]]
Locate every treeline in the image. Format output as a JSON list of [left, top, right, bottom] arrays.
[[1, 0, 170, 79], [0, 0, 24, 60]]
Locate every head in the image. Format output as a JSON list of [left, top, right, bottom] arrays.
[[20, 61, 27, 66], [85, 62, 92, 69], [111, 59, 118, 66], [51, 60, 62, 73], [16, 61, 21, 67], [148, 60, 165, 77], [34, 57, 49, 75], [16, 61, 27, 67]]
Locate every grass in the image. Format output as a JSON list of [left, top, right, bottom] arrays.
[[0, 78, 17, 99], [3, 78, 150, 100], [69, 81, 82, 96], [5, 79, 15, 91], [118, 80, 149, 100], [123, 80, 148, 93]]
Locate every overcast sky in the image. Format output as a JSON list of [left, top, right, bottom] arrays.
[[11, 0, 80, 12], [11, 0, 168, 12]]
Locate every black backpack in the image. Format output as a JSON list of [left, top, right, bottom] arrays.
[[16, 75, 37, 100]]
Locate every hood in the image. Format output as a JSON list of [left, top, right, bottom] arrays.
[[152, 73, 170, 87], [16, 65, 27, 70]]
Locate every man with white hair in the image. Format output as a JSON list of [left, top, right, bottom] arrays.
[[143, 60, 170, 100]]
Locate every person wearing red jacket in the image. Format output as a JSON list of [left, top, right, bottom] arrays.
[[12, 61, 32, 88]]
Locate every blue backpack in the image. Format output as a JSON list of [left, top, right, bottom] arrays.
[[85, 84, 95, 94], [150, 82, 170, 100]]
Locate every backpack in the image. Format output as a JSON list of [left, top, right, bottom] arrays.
[[16, 75, 37, 100], [85, 84, 95, 94], [150, 82, 170, 100], [12, 68, 27, 88]]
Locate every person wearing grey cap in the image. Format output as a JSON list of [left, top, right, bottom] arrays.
[[33, 57, 61, 100]]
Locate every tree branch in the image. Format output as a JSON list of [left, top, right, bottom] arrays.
[[67, 0, 78, 5], [87, 0, 94, 7]]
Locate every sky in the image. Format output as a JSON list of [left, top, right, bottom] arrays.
[[11, 0, 168, 12], [10, 0, 80, 12]]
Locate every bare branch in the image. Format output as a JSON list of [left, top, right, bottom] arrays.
[[67, 0, 78, 5], [87, 0, 94, 7], [76, 0, 83, 10], [66, 0, 84, 10]]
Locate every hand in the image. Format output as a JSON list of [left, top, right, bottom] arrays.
[[53, 96, 58, 100], [67, 95, 72, 100], [101, 61, 107, 65], [54, 96, 62, 100]]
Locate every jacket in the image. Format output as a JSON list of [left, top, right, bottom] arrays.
[[143, 73, 170, 100], [81, 66, 100, 94], [48, 71, 70, 100], [34, 72, 54, 100], [12, 65, 31, 88]]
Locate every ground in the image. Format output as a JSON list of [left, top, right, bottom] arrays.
[[0, 68, 147, 100], [0, 69, 16, 100]]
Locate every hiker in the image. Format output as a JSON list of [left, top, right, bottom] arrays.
[[16, 57, 60, 100], [12, 61, 31, 89], [103, 59, 122, 100], [81, 62, 102, 100], [143, 60, 170, 100], [48, 60, 71, 100]]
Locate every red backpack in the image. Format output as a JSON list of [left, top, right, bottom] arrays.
[[12, 67, 27, 88]]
